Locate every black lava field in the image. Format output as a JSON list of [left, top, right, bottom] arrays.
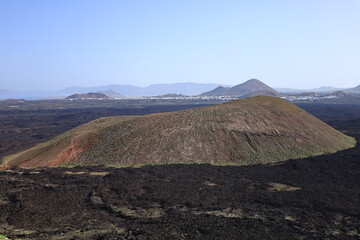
[[0, 103, 359, 239]]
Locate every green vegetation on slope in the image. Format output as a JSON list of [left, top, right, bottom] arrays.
[[3, 96, 356, 168]]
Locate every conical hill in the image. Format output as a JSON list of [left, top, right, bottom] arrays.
[[3, 97, 355, 168], [200, 79, 283, 97]]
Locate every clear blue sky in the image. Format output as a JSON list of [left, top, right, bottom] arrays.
[[1, 0, 359, 91]]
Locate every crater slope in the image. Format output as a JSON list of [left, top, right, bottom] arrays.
[[2, 97, 355, 168]]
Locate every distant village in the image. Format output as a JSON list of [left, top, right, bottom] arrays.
[[2, 79, 359, 104], [65, 91, 348, 103]]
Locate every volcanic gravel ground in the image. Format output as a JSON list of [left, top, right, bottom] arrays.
[[0, 103, 359, 239]]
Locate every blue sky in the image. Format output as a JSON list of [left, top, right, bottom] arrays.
[[0, 0, 359, 91]]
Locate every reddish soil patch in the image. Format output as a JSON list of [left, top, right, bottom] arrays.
[[51, 131, 92, 166]]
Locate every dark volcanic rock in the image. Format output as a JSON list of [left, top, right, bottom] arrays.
[[0, 102, 359, 239], [0, 138, 359, 239]]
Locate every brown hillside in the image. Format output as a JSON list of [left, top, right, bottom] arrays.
[[3, 97, 355, 168], [201, 79, 284, 97], [66, 92, 109, 99]]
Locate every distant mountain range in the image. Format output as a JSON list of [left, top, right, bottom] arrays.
[[59, 82, 230, 97], [1, 82, 359, 100], [275, 86, 344, 93], [200, 79, 284, 97], [346, 84, 360, 93], [96, 90, 123, 97]]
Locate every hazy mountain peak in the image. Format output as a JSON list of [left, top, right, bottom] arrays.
[[201, 79, 283, 97], [245, 78, 262, 83], [345, 84, 360, 93], [59, 82, 226, 96]]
